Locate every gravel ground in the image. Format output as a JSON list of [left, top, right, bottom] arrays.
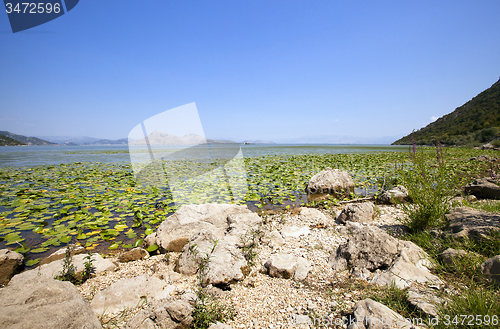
[[77, 203, 407, 328]]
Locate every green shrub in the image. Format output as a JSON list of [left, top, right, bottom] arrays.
[[397, 143, 460, 231]]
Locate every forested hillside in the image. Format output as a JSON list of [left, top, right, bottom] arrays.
[[393, 78, 500, 145]]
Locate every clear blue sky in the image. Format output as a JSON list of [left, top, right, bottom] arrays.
[[1, 0, 499, 143]]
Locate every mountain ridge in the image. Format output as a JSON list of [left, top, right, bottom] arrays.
[[0, 131, 56, 146], [393, 78, 500, 145]]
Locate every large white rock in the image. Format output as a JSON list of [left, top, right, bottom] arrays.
[[175, 230, 249, 286], [149, 204, 262, 252], [336, 202, 376, 224], [0, 249, 23, 285], [348, 299, 424, 329], [91, 274, 175, 315], [261, 253, 311, 281], [329, 226, 441, 288], [300, 207, 329, 222], [0, 276, 102, 329], [378, 186, 409, 204], [306, 168, 355, 197]]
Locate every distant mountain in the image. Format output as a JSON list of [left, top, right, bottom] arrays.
[[35, 135, 100, 145], [83, 138, 128, 145], [0, 131, 56, 146], [241, 140, 276, 144], [130, 131, 211, 145], [393, 78, 500, 145], [0, 133, 26, 146]]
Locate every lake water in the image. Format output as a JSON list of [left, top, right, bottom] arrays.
[[0, 144, 408, 167]]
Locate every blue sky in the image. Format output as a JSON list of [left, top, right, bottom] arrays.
[[1, 0, 499, 143]]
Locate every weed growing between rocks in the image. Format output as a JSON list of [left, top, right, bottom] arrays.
[[55, 244, 77, 284], [190, 239, 236, 329], [240, 229, 260, 266], [54, 244, 95, 284], [82, 251, 95, 282], [398, 141, 461, 232]]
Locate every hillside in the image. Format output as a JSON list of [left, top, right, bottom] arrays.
[[393, 78, 500, 145], [0, 134, 26, 146], [0, 131, 56, 146]]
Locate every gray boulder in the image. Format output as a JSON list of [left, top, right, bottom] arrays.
[[91, 274, 175, 315], [118, 247, 148, 262], [261, 253, 311, 280], [378, 186, 409, 204], [305, 168, 354, 197], [465, 177, 500, 199], [0, 249, 23, 285], [445, 207, 500, 241], [175, 230, 249, 286], [438, 248, 468, 265], [261, 229, 285, 248], [125, 298, 194, 329], [407, 285, 444, 317], [39, 244, 85, 265], [480, 255, 500, 285], [329, 226, 441, 288], [336, 202, 376, 224], [329, 226, 400, 273], [149, 204, 262, 252], [0, 276, 101, 329], [300, 207, 329, 222], [348, 298, 424, 329], [12, 253, 116, 284]]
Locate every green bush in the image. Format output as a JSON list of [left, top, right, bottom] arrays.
[[397, 143, 460, 231]]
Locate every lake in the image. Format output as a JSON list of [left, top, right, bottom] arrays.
[[0, 144, 408, 167]]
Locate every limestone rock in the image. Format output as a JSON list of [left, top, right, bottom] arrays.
[[445, 207, 500, 241], [347, 299, 423, 329], [91, 274, 175, 315], [336, 202, 376, 225], [0, 249, 23, 285], [125, 299, 194, 329], [261, 253, 311, 280], [371, 247, 442, 289], [151, 204, 262, 252], [160, 271, 183, 283], [329, 226, 441, 288], [378, 186, 410, 204], [118, 247, 148, 262], [261, 229, 285, 248], [465, 177, 500, 199], [11, 253, 116, 284], [0, 276, 102, 329], [305, 168, 354, 197], [39, 244, 85, 265], [329, 226, 400, 273], [299, 207, 329, 222], [175, 230, 248, 286], [480, 255, 500, 285], [438, 248, 467, 265], [281, 225, 310, 237], [407, 286, 444, 317]]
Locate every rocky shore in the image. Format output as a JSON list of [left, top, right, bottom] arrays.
[[1, 168, 499, 329]]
